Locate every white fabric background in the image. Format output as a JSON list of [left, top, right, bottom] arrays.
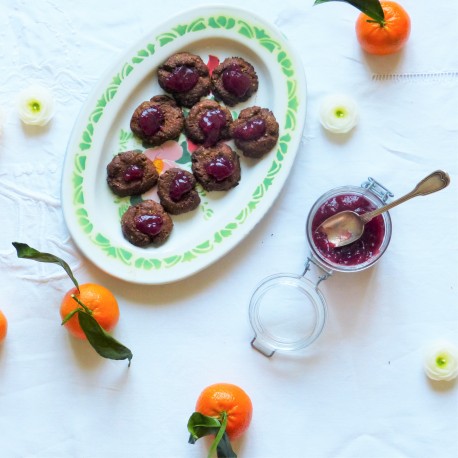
[[1, 1, 457, 457]]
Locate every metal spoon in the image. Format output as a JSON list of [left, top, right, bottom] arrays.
[[317, 170, 450, 248]]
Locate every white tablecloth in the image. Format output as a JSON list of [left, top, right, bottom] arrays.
[[1, 1, 457, 457]]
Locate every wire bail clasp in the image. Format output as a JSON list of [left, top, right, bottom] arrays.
[[302, 257, 333, 287], [361, 177, 394, 203]]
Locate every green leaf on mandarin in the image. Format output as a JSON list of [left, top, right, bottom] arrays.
[[12, 242, 80, 292], [188, 412, 221, 442], [208, 412, 236, 458], [187, 411, 237, 458], [314, 0, 385, 25], [77, 310, 133, 366], [216, 433, 237, 458]]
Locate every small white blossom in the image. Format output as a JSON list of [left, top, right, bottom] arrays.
[[17, 85, 55, 126], [319, 94, 358, 134], [423, 340, 458, 382]]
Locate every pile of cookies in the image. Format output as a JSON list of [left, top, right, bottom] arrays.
[[106, 52, 279, 248]]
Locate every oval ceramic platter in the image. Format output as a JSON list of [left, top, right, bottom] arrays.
[[61, 5, 306, 285]]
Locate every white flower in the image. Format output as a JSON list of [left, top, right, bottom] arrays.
[[17, 85, 55, 126], [319, 94, 358, 134], [423, 340, 458, 382]]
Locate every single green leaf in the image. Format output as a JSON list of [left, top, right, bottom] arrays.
[[187, 412, 236, 458], [314, 0, 385, 24], [77, 311, 133, 366], [188, 412, 221, 442], [216, 432, 237, 458], [12, 242, 79, 291]]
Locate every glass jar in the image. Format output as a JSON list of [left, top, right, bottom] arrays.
[[249, 177, 394, 357], [306, 181, 393, 273]]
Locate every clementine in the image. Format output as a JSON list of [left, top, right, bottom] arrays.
[[195, 383, 253, 439], [60, 283, 119, 340], [355, 1, 411, 55], [0, 310, 7, 342]]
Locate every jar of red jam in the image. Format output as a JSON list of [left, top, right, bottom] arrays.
[[249, 177, 393, 357], [306, 178, 393, 272]]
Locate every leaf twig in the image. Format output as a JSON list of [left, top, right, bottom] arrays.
[[13, 242, 133, 365], [314, 0, 385, 25], [13, 242, 80, 291]]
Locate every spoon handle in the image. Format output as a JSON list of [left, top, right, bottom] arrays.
[[359, 170, 450, 224]]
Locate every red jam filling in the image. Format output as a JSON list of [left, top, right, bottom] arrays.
[[205, 155, 235, 181], [311, 194, 385, 266], [233, 118, 266, 141], [222, 64, 251, 97], [198, 108, 227, 146], [134, 214, 163, 236], [164, 65, 199, 92], [169, 171, 193, 202], [139, 106, 164, 136], [123, 165, 144, 182]]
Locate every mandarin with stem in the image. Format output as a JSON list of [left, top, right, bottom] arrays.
[[195, 382, 253, 439], [356, 1, 411, 55], [60, 283, 119, 340]]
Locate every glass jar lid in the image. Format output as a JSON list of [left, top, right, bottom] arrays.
[[249, 273, 327, 356]]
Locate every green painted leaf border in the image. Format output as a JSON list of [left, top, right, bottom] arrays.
[[71, 12, 301, 273]]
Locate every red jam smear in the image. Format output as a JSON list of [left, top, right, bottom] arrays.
[[311, 194, 385, 266], [199, 108, 227, 146], [205, 156, 235, 181], [123, 165, 144, 182], [134, 214, 163, 236], [139, 106, 164, 136], [222, 64, 251, 97], [164, 65, 199, 92], [169, 171, 193, 202], [233, 118, 266, 141]]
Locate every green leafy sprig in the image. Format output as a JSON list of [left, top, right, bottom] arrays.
[[13, 242, 80, 291], [188, 412, 236, 458], [13, 242, 133, 366], [314, 0, 385, 26]]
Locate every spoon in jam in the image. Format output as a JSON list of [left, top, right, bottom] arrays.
[[317, 170, 450, 248]]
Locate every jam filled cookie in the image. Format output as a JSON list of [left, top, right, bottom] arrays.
[[121, 200, 173, 247], [211, 57, 258, 106], [230, 106, 279, 158], [158, 52, 210, 108], [130, 95, 184, 146], [191, 143, 241, 192], [157, 168, 201, 215], [107, 151, 158, 197], [184, 99, 232, 147]]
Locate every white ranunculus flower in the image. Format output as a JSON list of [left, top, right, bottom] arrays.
[[423, 340, 458, 382], [319, 94, 358, 134], [17, 85, 55, 126]]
